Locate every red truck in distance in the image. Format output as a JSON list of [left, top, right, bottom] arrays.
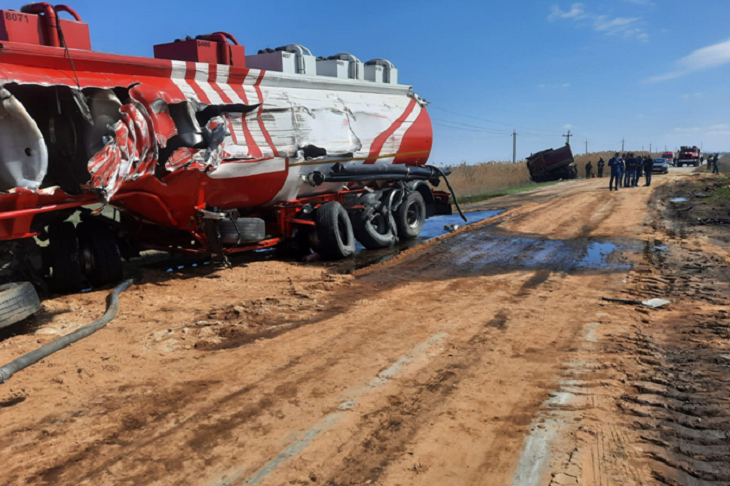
[[676, 146, 701, 167]]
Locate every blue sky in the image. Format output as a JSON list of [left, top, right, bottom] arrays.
[[29, 0, 730, 163]]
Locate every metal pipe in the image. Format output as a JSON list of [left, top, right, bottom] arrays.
[[53, 4, 82, 22], [330, 163, 449, 179], [324, 173, 434, 183], [21, 3, 60, 47], [0, 199, 96, 221], [212, 31, 240, 45], [208, 33, 231, 65], [0, 280, 133, 384]]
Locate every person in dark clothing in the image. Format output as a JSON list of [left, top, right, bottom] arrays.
[[597, 158, 605, 178], [624, 154, 635, 187], [643, 157, 654, 186], [585, 161, 593, 178], [712, 153, 720, 174], [618, 155, 625, 188], [608, 153, 622, 191]]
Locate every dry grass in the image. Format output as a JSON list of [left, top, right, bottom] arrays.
[[444, 161, 531, 197]]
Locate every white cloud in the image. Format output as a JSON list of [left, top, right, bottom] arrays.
[[708, 130, 730, 136], [548, 3, 586, 21], [682, 92, 703, 100], [674, 127, 701, 132], [538, 83, 571, 89], [563, 124, 572, 129], [548, 3, 648, 42], [710, 124, 730, 130], [593, 16, 639, 32], [647, 37, 730, 83]]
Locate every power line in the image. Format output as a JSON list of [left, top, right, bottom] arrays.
[[428, 105, 561, 135], [430, 117, 511, 135]]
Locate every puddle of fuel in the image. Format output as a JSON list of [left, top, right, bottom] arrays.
[[342, 209, 505, 273], [576, 241, 631, 270]]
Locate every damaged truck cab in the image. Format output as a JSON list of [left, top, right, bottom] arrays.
[[0, 4, 452, 316]]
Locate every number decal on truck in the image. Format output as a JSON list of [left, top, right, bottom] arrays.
[[197, 41, 211, 47], [5, 12, 30, 23]]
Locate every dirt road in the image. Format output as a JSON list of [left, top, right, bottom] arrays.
[[0, 168, 728, 486]]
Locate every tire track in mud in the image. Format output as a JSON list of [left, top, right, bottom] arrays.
[[318, 272, 587, 485], [538, 179, 730, 486], [614, 318, 730, 485]]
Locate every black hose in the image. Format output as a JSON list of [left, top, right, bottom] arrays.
[[0, 280, 133, 384], [428, 166, 467, 222]]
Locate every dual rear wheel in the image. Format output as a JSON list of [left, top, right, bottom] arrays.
[[47, 221, 123, 293], [313, 191, 427, 260]]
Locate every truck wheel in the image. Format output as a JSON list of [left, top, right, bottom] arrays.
[[0, 282, 41, 329], [48, 221, 84, 293], [77, 221, 123, 286], [395, 191, 426, 239], [218, 218, 266, 245], [351, 208, 398, 249], [315, 202, 355, 260]]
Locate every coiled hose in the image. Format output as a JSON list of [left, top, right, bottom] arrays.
[[0, 280, 133, 383]]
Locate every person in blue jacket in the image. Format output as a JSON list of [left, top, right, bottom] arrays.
[[608, 153, 622, 191]]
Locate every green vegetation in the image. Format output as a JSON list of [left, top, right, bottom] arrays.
[[455, 180, 563, 204], [710, 183, 730, 205]]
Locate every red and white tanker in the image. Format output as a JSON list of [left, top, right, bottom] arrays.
[[0, 4, 456, 307]]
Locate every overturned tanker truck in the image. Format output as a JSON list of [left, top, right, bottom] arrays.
[[0, 4, 459, 320]]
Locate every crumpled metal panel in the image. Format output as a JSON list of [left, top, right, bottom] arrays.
[[0, 48, 431, 204], [0, 87, 48, 190]]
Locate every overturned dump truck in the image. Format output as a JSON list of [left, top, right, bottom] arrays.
[[525, 144, 577, 183], [0, 4, 455, 320]]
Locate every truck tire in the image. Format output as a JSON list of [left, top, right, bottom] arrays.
[[0, 282, 41, 329], [351, 208, 398, 249], [77, 221, 123, 286], [48, 221, 84, 293], [218, 218, 266, 245], [395, 191, 426, 239], [315, 202, 355, 260]]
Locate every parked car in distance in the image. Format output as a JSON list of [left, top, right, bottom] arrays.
[[653, 158, 669, 174], [662, 152, 675, 165]]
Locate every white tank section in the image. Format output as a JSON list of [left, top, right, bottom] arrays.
[[316, 52, 364, 81], [364, 58, 398, 84], [246, 44, 316, 75]]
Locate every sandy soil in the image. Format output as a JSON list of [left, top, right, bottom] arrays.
[[0, 168, 727, 486]]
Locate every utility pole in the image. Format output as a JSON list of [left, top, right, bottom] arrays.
[[585, 140, 588, 154], [621, 138, 625, 152], [649, 143, 652, 154], [563, 130, 572, 146], [512, 130, 517, 164]]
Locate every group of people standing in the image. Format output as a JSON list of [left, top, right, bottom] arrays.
[[584, 153, 655, 191]]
